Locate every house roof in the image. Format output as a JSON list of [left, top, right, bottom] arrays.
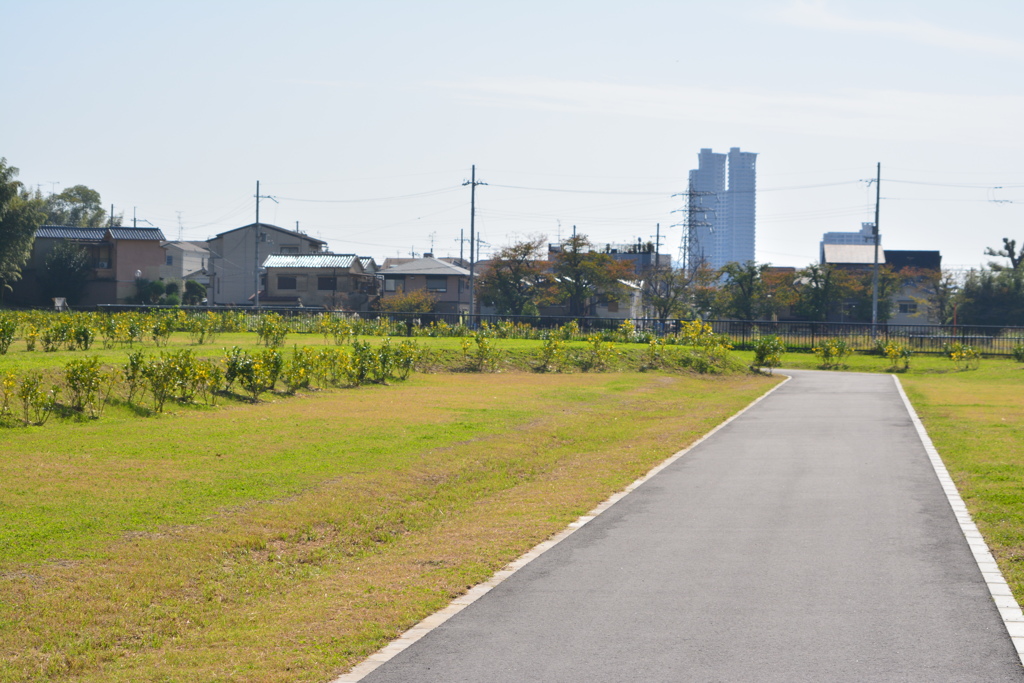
[[359, 257, 378, 273], [263, 254, 360, 269], [382, 257, 470, 276], [213, 222, 327, 246], [822, 243, 885, 265], [884, 250, 941, 272], [161, 240, 210, 254], [37, 226, 166, 241]]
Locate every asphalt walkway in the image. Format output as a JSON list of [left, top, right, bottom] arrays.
[[344, 371, 1024, 682]]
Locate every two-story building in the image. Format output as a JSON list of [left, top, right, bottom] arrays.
[[10, 226, 166, 306], [207, 223, 327, 305], [380, 257, 471, 314], [160, 240, 210, 287], [262, 254, 377, 310]]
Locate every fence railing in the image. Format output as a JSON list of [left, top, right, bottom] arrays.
[[87, 305, 1024, 356]]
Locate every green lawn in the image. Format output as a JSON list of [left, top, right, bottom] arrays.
[[0, 362, 777, 682], [3, 330, 1023, 682]]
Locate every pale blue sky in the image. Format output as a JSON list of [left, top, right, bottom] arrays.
[[3, 0, 1022, 269]]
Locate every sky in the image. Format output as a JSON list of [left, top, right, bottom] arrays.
[[3, 0, 1023, 271]]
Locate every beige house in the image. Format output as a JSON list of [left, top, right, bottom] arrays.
[[381, 257, 471, 314], [207, 223, 327, 305], [11, 226, 166, 306], [262, 254, 377, 310], [160, 240, 210, 286]]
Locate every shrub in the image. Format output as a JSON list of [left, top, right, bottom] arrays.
[[461, 332, 502, 372], [0, 314, 16, 354], [1012, 343, 1024, 363], [535, 337, 568, 373], [880, 340, 912, 372], [17, 372, 59, 426], [122, 350, 148, 404], [751, 335, 786, 374], [576, 335, 617, 372], [944, 342, 981, 370], [63, 357, 103, 415], [254, 312, 288, 347], [813, 338, 851, 369]]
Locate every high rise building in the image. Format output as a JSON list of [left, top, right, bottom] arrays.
[[686, 147, 757, 271]]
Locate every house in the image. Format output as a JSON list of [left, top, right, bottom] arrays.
[[160, 240, 210, 287], [884, 250, 942, 324], [261, 254, 377, 310], [380, 257, 471, 314], [206, 223, 327, 305], [10, 225, 166, 306], [359, 256, 379, 275]]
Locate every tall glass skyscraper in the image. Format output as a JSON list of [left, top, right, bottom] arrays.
[[687, 147, 757, 271]]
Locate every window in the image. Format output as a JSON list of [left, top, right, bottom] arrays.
[[165, 255, 174, 266], [606, 300, 619, 313], [898, 302, 918, 314], [385, 276, 402, 292], [426, 275, 447, 292], [279, 246, 298, 254], [277, 276, 297, 290], [318, 276, 337, 291]]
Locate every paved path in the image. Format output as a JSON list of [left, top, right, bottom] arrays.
[[349, 371, 1024, 682]]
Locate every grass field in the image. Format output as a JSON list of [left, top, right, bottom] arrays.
[[0, 349, 777, 682], [3, 331, 1023, 682]]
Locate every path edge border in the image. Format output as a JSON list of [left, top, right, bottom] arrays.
[[893, 374, 1024, 667], [331, 373, 792, 682]]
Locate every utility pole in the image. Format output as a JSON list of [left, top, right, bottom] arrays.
[[653, 223, 661, 272], [254, 180, 278, 308], [870, 162, 881, 328], [463, 166, 486, 316]]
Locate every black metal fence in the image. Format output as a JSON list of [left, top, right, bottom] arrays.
[[88, 305, 1024, 356], [705, 320, 1024, 356]]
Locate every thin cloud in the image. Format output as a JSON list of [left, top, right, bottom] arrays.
[[775, 0, 1024, 59], [433, 77, 1024, 147]]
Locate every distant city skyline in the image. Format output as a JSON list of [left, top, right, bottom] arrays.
[[687, 148, 758, 272], [3, 1, 1023, 271]]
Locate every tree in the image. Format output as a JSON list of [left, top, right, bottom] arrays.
[[43, 241, 91, 303], [183, 280, 207, 305], [476, 236, 552, 316], [378, 289, 437, 313], [841, 265, 901, 323], [956, 267, 1024, 326], [44, 184, 122, 227], [985, 238, 1022, 271], [0, 159, 46, 298], [641, 262, 720, 322], [793, 264, 856, 322], [716, 261, 771, 320], [551, 234, 633, 316]]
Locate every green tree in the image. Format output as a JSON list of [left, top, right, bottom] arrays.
[[956, 268, 1024, 326], [43, 241, 91, 303], [476, 236, 552, 316], [551, 234, 633, 316], [0, 159, 46, 298], [716, 261, 770, 320], [985, 238, 1022, 271], [183, 279, 207, 305], [44, 184, 122, 227], [641, 263, 708, 322], [793, 264, 855, 322]]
